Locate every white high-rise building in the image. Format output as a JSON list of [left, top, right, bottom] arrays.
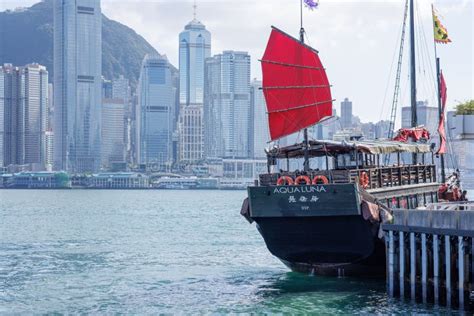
[[249, 79, 269, 158], [136, 54, 175, 169], [53, 0, 102, 172], [0, 63, 49, 169], [178, 16, 211, 163], [204, 51, 251, 158]]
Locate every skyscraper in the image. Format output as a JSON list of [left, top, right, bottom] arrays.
[[102, 98, 126, 167], [249, 79, 269, 159], [112, 75, 132, 162], [340, 97, 353, 129], [204, 51, 251, 158], [102, 77, 113, 99], [178, 16, 211, 163], [112, 75, 131, 105], [0, 63, 49, 169], [136, 54, 175, 169], [53, 0, 102, 172]]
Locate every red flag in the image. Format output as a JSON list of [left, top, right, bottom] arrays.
[[436, 71, 447, 154]]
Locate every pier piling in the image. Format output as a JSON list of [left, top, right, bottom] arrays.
[[383, 202, 474, 311], [446, 235, 451, 307], [433, 234, 439, 305], [410, 232, 416, 301], [399, 231, 405, 298]]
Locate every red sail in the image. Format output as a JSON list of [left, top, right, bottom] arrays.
[[261, 27, 333, 141]]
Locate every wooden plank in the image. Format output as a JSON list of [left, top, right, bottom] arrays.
[[382, 224, 474, 239], [445, 235, 451, 308], [399, 231, 405, 298], [410, 232, 416, 301], [433, 234, 439, 305]]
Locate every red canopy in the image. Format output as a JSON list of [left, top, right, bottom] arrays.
[[261, 27, 333, 141], [393, 127, 430, 142]]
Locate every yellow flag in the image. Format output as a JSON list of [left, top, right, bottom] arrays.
[[432, 8, 451, 44]]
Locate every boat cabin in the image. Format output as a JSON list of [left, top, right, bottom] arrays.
[[259, 139, 440, 207]]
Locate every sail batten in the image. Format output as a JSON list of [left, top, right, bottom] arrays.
[[263, 85, 331, 90], [268, 99, 335, 114], [262, 27, 333, 141], [261, 59, 323, 70]]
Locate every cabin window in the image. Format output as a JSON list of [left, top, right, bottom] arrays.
[[336, 152, 363, 169], [399, 196, 408, 209], [425, 193, 432, 204], [390, 197, 398, 208], [409, 195, 418, 208]]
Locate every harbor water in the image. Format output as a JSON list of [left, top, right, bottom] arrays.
[[1, 190, 471, 313]]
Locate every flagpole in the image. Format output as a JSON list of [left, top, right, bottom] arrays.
[[432, 4, 446, 183], [300, 0, 310, 172], [300, 0, 304, 42]]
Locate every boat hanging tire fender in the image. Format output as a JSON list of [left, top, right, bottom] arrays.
[[359, 171, 370, 189], [276, 176, 294, 186], [312, 175, 329, 185], [294, 175, 311, 185]]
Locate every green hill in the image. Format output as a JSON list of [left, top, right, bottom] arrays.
[[0, 0, 171, 89]]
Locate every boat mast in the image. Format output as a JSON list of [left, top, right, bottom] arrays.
[[409, 0, 418, 163], [300, 0, 310, 172]]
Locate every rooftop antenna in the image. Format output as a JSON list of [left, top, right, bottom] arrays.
[[193, 0, 197, 20]]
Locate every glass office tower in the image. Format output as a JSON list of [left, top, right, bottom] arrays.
[[137, 54, 175, 170], [178, 18, 211, 163], [53, 0, 102, 172]]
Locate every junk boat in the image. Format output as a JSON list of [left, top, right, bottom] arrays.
[[241, 0, 467, 276]]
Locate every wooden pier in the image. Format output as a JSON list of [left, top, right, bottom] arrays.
[[383, 202, 474, 310]]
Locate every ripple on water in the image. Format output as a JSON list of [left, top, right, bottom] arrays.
[[0, 189, 465, 313]]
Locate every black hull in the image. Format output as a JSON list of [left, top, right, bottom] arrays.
[[246, 184, 387, 277], [255, 216, 385, 277]]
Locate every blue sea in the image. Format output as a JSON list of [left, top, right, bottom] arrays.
[[0, 189, 470, 314]]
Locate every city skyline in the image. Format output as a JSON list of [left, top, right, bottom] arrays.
[[2, 1, 471, 124], [51, 0, 474, 123], [1, 0, 472, 173]]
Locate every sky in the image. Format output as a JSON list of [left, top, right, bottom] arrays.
[[2, 0, 473, 123]]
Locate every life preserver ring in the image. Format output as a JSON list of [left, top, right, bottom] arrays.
[[294, 175, 311, 185], [277, 176, 294, 186], [438, 183, 448, 194], [312, 175, 329, 185], [453, 186, 460, 201], [359, 171, 370, 189]]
